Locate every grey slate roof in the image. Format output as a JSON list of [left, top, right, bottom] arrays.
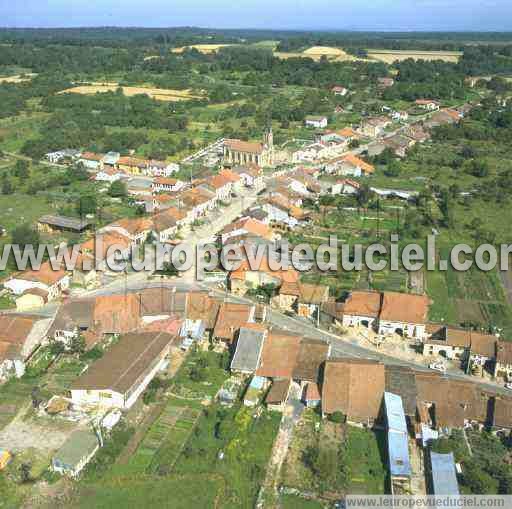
[[38, 215, 93, 231], [230, 327, 266, 373], [53, 429, 98, 469], [385, 365, 418, 416], [48, 299, 96, 335], [430, 452, 460, 495]]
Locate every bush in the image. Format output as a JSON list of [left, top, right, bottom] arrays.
[[329, 411, 345, 423]]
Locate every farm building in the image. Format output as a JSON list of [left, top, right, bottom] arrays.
[[52, 429, 99, 478], [428, 452, 459, 495], [70, 331, 175, 409], [37, 215, 93, 234], [384, 392, 412, 493]]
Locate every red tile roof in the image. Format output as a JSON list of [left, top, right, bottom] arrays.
[[322, 358, 385, 421], [256, 331, 302, 379]]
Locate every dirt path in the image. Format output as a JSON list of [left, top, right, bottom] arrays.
[[408, 269, 425, 295], [499, 269, 512, 306]]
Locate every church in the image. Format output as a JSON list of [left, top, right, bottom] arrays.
[[224, 128, 274, 167]]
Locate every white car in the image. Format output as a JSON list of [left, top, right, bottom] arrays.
[[505, 383, 512, 390], [429, 362, 446, 373]]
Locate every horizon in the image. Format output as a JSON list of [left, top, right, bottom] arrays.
[[2, 0, 512, 32]]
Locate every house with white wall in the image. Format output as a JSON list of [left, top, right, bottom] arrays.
[[70, 331, 175, 409], [4, 262, 70, 301]]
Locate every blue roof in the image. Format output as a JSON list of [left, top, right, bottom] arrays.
[[384, 392, 407, 433], [430, 452, 460, 495], [179, 319, 205, 340], [388, 430, 412, 478], [250, 376, 266, 390]]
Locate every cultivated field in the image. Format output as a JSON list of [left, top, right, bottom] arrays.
[[275, 45, 360, 62], [367, 49, 463, 63], [59, 84, 202, 101], [0, 73, 37, 84], [171, 44, 234, 54]]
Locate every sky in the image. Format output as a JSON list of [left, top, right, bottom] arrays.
[[1, 0, 512, 31]]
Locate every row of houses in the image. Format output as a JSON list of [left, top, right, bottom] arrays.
[[46, 150, 180, 178], [423, 324, 512, 382], [324, 289, 512, 384]]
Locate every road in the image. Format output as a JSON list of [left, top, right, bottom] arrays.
[[16, 131, 510, 397], [204, 286, 512, 397]]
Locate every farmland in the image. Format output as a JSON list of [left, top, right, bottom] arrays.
[[59, 84, 203, 102], [171, 44, 234, 54], [0, 73, 37, 84], [366, 49, 463, 63]]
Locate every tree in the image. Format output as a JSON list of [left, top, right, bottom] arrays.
[[69, 334, 86, 355], [329, 411, 345, 423], [14, 159, 30, 179], [19, 463, 31, 483], [463, 463, 499, 494], [2, 177, 13, 195], [108, 180, 128, 198], [11, 223, 40, 250], [76, 193, 97, 215], [49, 340, 65, 357]]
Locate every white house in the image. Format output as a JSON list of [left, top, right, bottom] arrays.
[[415, 99, 440, 111], [78, 152, 104, 171], [305, 116, 328, 129], [330, 179, 360, 195], [331, 86, 348, 96], [146, 160, 180, 177], [377, 292, 431, 340], [0, 314, 53, 380], [231, 165, 264, 190], [70, 331, 174, 410], [261, 201, 300, 228], [325, 154, 375, 177], [152, 177, 185, 193], [45, 149, 81, 164], [341, 291, 382, 330], [93, 168, 125, 183], [4, 263, 70, 301]]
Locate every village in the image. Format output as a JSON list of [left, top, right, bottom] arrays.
[[1, 71, 512, 507]]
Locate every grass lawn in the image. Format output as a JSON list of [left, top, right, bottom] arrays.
[[281, 494, 326, 509], [345, 426, 387, 495], [76, 477, 222, 509]]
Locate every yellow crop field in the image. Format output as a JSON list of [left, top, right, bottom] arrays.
[[172, 44, 234, 54], [367, 49, 463, 63], [276, 46, 360, 62], [58, 84, 203, 102]]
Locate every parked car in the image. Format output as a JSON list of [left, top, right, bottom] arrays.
[[429, 362, 446, 373]]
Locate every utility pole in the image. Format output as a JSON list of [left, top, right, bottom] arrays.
[[376, 197, 381, 240]]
